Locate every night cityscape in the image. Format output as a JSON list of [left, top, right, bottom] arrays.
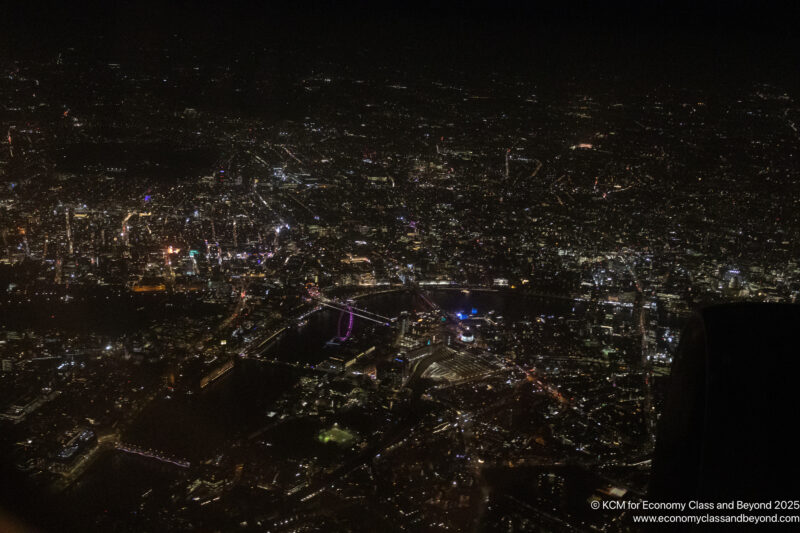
[[1, 2, 800, 532]]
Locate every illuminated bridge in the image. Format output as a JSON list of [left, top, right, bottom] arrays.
[[116, 443, 191, 469], [308, 291, 396, 342]]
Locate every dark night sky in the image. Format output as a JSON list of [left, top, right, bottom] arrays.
[[1, 1, 799, 87]]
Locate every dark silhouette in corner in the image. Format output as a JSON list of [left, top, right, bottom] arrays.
[[651, 303, 800, 511]]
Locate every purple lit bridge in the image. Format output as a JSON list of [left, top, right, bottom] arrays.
[[315, 298, 394, 342]]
